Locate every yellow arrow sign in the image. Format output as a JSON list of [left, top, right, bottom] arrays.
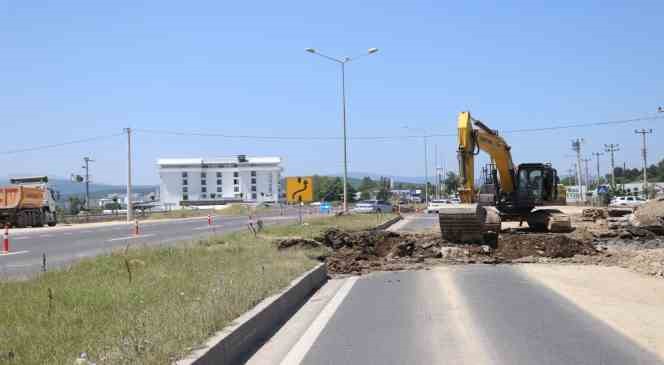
[[285, 176, 313, 203]]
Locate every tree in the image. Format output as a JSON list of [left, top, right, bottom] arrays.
[[67, 196, 83, 215], [443, 172, 460, 194]]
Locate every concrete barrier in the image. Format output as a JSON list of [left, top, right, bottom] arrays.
[[373, 215, 403, 231], [177, 263, 328, 365]]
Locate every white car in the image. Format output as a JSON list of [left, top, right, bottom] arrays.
[[426, 199, 450, 213], [352, 200, 393, 213], [609, 196, 646, 208]]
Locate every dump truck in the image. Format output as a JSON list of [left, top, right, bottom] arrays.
[[0, 176, 59, 227]]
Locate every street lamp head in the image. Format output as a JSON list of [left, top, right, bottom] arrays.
[[368, 48, 379, 54], [305, 48, 316, 53]]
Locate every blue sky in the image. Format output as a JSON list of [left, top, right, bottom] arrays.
[[1, 0, 662, 185]]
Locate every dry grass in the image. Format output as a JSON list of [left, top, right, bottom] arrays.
[[0, 213, 393, 365]]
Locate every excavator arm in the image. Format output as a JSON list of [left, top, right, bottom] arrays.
[[456, 111, 516, 203]]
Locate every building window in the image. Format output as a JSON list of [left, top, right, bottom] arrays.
[[182, 194, 189, 201], [201, 172, 206, 178], [201, 194, 207, 199], [182, 172, 188, 178], [182, 179, 188, 186], [251, 178, 257, 184], [201, 187, 207, 193], [182, 187, 188, 193], [251, 171, 256, 177], [234, 186, 239, 193], [233, 172, 239, 178], [252, 193, 257, 200], [216, 172, 222, 178], [217, 187, 222, 193], [233, 179, 239, 185], [251, 186, 257, 192], [210, 193, 216, 199], [201, 179, 206, 185], [217, 179, 222, 185]]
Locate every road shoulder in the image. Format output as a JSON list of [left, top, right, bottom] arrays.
[[518, 264, 664, 360]]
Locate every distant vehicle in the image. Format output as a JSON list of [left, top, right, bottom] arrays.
[[310, 201, 322, 206], [426, 199, 450, 214], [352, 200, 392, 213], [609, 196, 646, 208], [448, 197, 461, 204], [0, 176, 59, 227]]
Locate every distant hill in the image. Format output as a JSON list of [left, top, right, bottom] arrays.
[[0, 176, 157, 198]]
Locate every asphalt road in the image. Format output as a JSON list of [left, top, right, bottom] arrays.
[[392, 213, 439, 233], [249, 213, 664, 365], [0, 208, 304, 277]]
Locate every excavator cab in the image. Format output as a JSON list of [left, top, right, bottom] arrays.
[[514, 163, 558, 206]]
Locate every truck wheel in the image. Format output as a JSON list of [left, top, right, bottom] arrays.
[[48, 213, 57, 227]]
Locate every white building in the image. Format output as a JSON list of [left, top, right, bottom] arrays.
[[158, 155, 282, 208]]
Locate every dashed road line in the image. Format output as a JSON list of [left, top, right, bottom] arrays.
[[106, 233, 156, 242], [0, 250, 30, 257]]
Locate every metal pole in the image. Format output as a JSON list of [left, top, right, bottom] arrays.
[[434, 144, 438, 200], [341, 62, 349, 213], [634, 129, 653, 198], [424, 136, 429, 206], [572, 139, 583, 202], [83, 157, 91, 210], [582, 157, 591, 202], [604, 144, 619, 189], [125, 128, 133, 222], [592, 152, 602, 186]]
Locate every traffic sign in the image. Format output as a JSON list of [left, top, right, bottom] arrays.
[[285, 176, 313, 203]]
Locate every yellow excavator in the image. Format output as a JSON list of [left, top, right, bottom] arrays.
[[439, 111, 571, 245]]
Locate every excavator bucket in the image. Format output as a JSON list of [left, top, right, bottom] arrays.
[[438, 205, 501, 247]]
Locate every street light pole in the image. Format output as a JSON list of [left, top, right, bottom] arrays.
[[306, 47, 379, 213]]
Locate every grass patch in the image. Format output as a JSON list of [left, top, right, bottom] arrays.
[[0, 213, 393, 364], [146, 204, 272, 220]]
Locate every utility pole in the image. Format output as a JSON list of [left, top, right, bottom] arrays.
[[571, 139, 584, 201], [424, 135, 429, 206], [125, 128, 133, 222], [604, 144, 619, 189], [582, 157, 591, 202], [591, 152, 603, 186], [634, 128, 654, 198], [82, 157, 94, 210], [434, 144, 438, 200]]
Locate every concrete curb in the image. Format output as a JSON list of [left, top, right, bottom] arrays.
[[373, 214, 404, 231], [177, 263, 328, 365]]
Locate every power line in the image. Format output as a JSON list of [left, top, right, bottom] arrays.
[[135, 114, 664, 141], [0, 133, 123, 155], [2, 113, 663, 154]]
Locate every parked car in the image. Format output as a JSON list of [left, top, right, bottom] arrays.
[[352, 200, 393, 213], [426, 199, 450, 213], [609, 195, 646, 208]]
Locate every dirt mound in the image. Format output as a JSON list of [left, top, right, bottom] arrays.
[[632, 198, 664, 228], [276, 237, 324, 250], [496, 233, 597, 260]]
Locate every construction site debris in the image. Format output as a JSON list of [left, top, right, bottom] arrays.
[[582, 208, 606, 221], [632, 198, 664, 227]]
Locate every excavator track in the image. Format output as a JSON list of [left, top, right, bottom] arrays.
[[526, 209, 572, 232], [438, 206, 501, 246]]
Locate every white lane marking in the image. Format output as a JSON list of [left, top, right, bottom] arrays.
[[192, 224, 229, 231], [39, 234, 53, 238], [106, 233, 156, 242], [13, 237, 30, 240], [0, 250, 29, 257], [280, 276, 359, 365]]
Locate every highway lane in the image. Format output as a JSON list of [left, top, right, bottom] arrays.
[[248, 213, 664, 365], [253, 267, 663, 365], [0, 209, 305, 277], [391, 213, 439, 233]]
